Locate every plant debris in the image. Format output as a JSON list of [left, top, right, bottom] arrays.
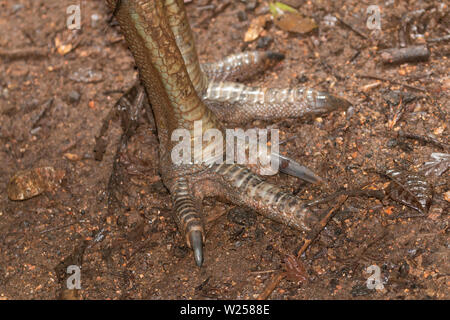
[[384, 168, 433, 214], [380, 45, 430, 65], [7, 167, 66, 201], [420, 153, 450, 177], [269, 1, 317, 34]]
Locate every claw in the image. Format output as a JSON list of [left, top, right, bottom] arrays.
[[189, 230, 204, 267], [273, 153, 324, 184]]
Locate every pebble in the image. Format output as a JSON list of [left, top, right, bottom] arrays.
[[12, 4, 24, 13], [69, 68, 103, 83], [68, 90, 81, 103], [245, 0, 258, 11], [237, 10, 248, 22], [91, 14, 101, 28], [227, 207, 256, 226], [256, 36, 273, 49]]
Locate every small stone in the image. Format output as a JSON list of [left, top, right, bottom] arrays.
[[237, 10, 247, 22], [245, 0, 258, 11], [227, 207, 256, 226], [256, 36, 273, 49], [12, 4, 24, 13], [68, 90, 81, 103], [30, 127, 41, 135], [173, 246, 188, 258], [91, 14, 101, 28]]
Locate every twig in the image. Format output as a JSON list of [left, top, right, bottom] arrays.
[[257, 195, 348, 300], [40, 220, 83, 234], [257, 273, 286, 300], [398, 130, 450, 152], [304, 189, 383, 208], [380, 45, 430, 64], [298, 195, 348, 256], [0, 47, 48, 60], [197, 0, 231, 27], [388, 96, 404, 129], [334, 14, 368, 39], [356, 74, 427, 93], [250, 269, 279, 275], [427, 34, 450, 43]]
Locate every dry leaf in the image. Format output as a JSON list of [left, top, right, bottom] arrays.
[[385, 168, 433, 214], [274, 12, 317, 34], [269, 1, 317, 34], [8, 167, 65, 200], [444, 190, 450, 202], [284, 254, 308, 283], [55, 37, 73, 55], [244, 14, 271, 42], [421, 153, 450, 177]]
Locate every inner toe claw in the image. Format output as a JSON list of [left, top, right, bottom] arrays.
[[274, 154, 324, 184]]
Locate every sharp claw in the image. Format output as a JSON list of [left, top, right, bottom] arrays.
[[273, 154, 324, 184], [189, 230, 204, 267]]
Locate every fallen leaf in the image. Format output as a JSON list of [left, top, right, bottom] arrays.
[[269, 1, 317, 34], [7, 167, 65, 201], [385, 168, 433, 214], [284, 254, 308, 283], [421, 153, 450, 177], [244, 14, 271, 42], [444, 190, 450, 202]]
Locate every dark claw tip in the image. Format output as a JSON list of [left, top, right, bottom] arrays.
[[189, 230, 204, 267], [266, 51, 285, 62]]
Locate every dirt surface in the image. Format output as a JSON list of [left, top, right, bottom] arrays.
[[0, 0, 448, 300]]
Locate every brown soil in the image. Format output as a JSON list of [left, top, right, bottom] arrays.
[[0, 0, 448, 299]]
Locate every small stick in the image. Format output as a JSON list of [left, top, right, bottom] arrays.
[[380, 45, 430, 64], [0, 47, 48, 60], [250, 269, 279, 275], [257, 195, 348, 300], [298, 195, 348, 257], [356, 74, 427, 93], [257, 273, 285, 300], [398, 130, 450, 152], [334, 15, 368, 39], [40, 220, 83, 234], [197, 0, 231, 26], [427, 34, 450, 43], [388, 96, 404, 129]]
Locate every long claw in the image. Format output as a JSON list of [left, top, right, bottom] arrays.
[[273, 154, 324, 184], [189, 230, 204, 267]]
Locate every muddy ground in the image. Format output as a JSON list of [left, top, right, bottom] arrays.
[[0, 0, 448, 299]]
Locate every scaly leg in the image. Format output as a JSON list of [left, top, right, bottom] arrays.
[[106, 0, 331, 266], [160, 0, 351, 124], [160, 0, 347, 182]]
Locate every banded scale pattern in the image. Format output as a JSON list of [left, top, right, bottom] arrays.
[[171, 176, 204, 265], [201, 51, 285, 82], [106, 0, 348, 266], [212, 163, 318, 231], [204, 82, 352, 123]]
